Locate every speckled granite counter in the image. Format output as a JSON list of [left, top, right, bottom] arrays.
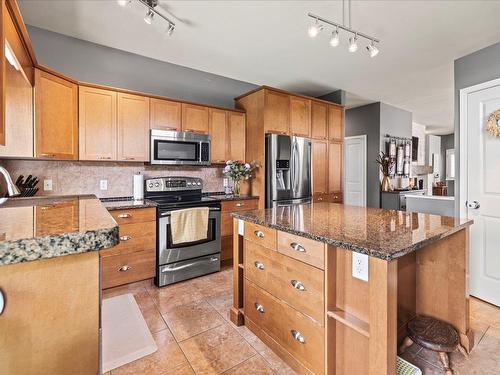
[[0, 195, 119, 266], [232, 202, 473, 260], [204, 192, 259, 201], [100, 197, 158, 211]]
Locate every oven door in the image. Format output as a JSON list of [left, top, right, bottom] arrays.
[[158, 207, 221, 265]]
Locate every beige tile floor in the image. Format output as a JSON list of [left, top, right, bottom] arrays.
[[103, 267, 500, 375]]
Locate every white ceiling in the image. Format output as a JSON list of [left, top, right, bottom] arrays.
[[18, 0, 500, 134]]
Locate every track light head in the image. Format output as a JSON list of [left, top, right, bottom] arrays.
[[367, 41, 379, 57], [167, 23, 175, 36], [308, 19, 323, 38], [117, 0, 131, 6], [144, 9, 154, 24], [348, 34, 358, 53], [329, 28, 340, 47]]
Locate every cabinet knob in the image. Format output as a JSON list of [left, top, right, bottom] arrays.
[[120, 235, 131, 241], [0, 289, 4, 316], [290, 280, 306, 291], [290, 242, 306, 253], [254, 230, 265, 238], [118, 265, 132, 272], [291, 330, 305, 344], [254, 303, 265, 313], [254, 261, 265, 270], [118, 213, 131, 218], [318, 197, 323, 201], [235, 203, 244, 207]]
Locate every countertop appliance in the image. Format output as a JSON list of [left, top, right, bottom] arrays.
[[265, 134, 311, 208], [145, 176, 221, 287], [150, 129, 210, 166]]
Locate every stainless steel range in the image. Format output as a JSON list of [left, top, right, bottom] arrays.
[[145, 176, 221, 287]]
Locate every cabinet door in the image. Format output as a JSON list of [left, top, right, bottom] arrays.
[[117, 93, 150, 161], [264, 90, 289, 134], [290, 96, 311, 137], [150, 98, 181, 131], [228, 111, 246, 162], [329, 141, 343, 193], [35, 69, 78, 160], [311, 101, 328, 140], [209, 108, 228, 164], [182, 103, 209, 134], [312, 139, 328, 195], [328, 105, 343, 141], [79, 86, 117, 161]]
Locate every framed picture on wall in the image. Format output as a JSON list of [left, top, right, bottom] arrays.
[[412, 136, 419, 161]]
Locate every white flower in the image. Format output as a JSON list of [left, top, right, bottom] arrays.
[[226, 160, 233, 165], [244, 163, 251, 170], [223, 166, 230, 173]]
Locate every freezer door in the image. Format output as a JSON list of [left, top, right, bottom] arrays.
[[290, 136, 311, 200]]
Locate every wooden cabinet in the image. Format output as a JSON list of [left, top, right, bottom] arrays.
[[79, 86, 117, 161], [182, 103, 209, 134], [117, 93, 149, 161], [328, 141, 343, 195], [149, 98, 181, 131], [289, 96, 310, 137], [311, 101, 328, 140], [35, 69, 78, 160], [264, 89, 289, 134], [209, 108, 227, 163], [328, 105, 343, 141], [227, 111, 246, 162], [312, 139, 328, 196]]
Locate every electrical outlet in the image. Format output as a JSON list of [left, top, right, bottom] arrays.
[[43, 179, 53, 191], [99, 179, 108, 191], [352, 252, 369, 282]]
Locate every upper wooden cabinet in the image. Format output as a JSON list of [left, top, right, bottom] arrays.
[[290, 96, 311, 137], [79, 86, 117, 161], [35, 69, 78, 160], [209, 108, 227, 163], [117, 93, 149, 162], [182, 103, 209, 134], [228, 111, 246, 162], [329, 141, 343, 192], [328, 105, 343, 141], [311, 101, 328, 140], [150, 98, 181, 131], [312, 139, 328, 195], [264, 89, 289, 134]]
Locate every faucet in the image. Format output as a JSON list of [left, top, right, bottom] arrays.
[[0, 166, 20, 197]]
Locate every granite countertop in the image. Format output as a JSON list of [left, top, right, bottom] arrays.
[[204, 192, 259, 202], [232, 203, 473, 261], [100, 197, 158, 211], [0, 195, 119, 266]]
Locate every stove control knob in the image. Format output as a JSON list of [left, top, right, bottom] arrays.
[[148, 183, 153, 188], [197, 182, 201, 186], [154, 182, 160, 187]]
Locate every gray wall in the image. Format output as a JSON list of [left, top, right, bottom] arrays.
[[345, 102, 380, 208], [440, 134, 454, 196], [454, 41, 500, 215], [317, 90, 345, 105], [27, 25, 258, 108]]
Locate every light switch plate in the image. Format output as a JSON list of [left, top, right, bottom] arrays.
[[100, 179, 108, 191], [43, 179, 52, 191], [352, 252, 369, 282]]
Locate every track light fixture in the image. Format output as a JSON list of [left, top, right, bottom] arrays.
[[307, 1, 380, 58], [116, 0, 176, 36]]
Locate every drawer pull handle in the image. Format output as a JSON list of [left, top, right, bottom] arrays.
[[254, 261, 265, 270], [255, 303, 265, 313], [291, 280, 306, 291], [318, 197, 323, 201], [118, 213, 131, 218], [236, 203, 244, 207], [254, 230, 265, 238], [120, 235, 131, 241], [290, 242, 306, 253], [291, 330, 305, 344], [118, 265, 132, 272]]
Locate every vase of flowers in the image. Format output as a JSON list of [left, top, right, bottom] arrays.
[[223, 160, 258, 197], [375, 152, 394, 192]]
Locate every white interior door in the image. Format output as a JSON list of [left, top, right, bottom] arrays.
[[344, 135, 366, 206], [463, 81, 500, 306]]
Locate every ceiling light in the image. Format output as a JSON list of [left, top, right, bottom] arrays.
[[117, 0, 131, 6], [329, 28, 340, 47], [144, 9, 154, 24], [5, 43, 20, 71], [367, 40, 379, 58], [308, 19, 323, 38], [348, 35, 358, 53]]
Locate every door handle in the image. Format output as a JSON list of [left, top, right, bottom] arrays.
[[466, 200, 480, 209]]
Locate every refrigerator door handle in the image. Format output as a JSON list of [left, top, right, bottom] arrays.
[[291, 138, 299, 195]]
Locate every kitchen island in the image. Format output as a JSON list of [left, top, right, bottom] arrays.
[[231, 203, 473, 375]]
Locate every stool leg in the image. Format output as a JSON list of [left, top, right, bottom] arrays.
[[457, 344, 469, 358], [398, 336, 414, 354], [438, 352, 453, 375]]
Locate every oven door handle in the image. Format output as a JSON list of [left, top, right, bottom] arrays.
[[160, 207, 220, 217], [161, 256, 219, 272]]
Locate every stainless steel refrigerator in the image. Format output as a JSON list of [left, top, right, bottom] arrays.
[[265, 134, 312, 208]]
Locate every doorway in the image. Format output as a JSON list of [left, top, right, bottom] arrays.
[[344, 135, 367, 207]]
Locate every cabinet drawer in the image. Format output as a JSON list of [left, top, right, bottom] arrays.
[[244, 222, 276, 250], [221, 199, 259, 213], [277, 232, 325, 270], [245, 240, 324, 324], [110, 207, 156, 225], [245, 279, 324, 374], [101, 248, 156, 289], [329, 191, 343, 203], [100, 221, 156, 257]]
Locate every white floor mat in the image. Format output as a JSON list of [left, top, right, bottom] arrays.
[[102, 293, 157, 372]]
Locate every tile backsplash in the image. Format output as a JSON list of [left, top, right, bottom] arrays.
[[0, 160, 225, 198]]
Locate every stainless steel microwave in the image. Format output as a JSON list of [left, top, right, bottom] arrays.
[[150, 130, 211, 165]]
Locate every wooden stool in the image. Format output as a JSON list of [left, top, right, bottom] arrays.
[[399, 316, 468, 375]]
